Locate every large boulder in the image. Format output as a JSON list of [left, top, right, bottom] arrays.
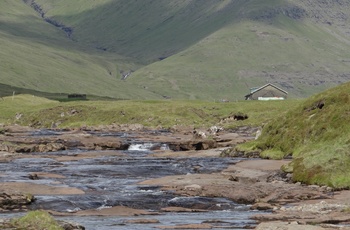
[[168, 140, 217, 151]]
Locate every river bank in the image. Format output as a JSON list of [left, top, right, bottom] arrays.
[[0, 125, 349, 229]]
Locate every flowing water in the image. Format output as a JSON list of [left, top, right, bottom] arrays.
[[0, 130, 264, 229]]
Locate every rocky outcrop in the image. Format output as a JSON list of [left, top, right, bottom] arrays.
[[22, 0, 73, 38], [0, 125, 250, 153], [93, 141, 129, 150], [57, 220, 85, 230], [0, 193, 35, 212], [0, 142, 66, 153], [168, 139, 217, 151]]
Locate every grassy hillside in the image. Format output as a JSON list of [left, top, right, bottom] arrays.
[[130, 18, 350, 100], [1, 0, 350, 100], [32, 0, 252, 64], [129, 2, 350, 100], [0, 0, 156, 99], [238, 81, 350, 188]]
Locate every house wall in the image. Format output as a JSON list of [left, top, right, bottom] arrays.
[[250, 85, 287, 100]]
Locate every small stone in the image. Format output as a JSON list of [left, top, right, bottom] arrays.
[[184, 184, 202, 191], [126, 219, 160, 224], [251, 202, 274, 210], [228, 175, 239, 181]]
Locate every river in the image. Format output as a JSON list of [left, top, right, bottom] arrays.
[[0, 130, 265, 229]]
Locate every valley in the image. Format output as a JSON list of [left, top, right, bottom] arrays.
[[1, 0, 350, 100]]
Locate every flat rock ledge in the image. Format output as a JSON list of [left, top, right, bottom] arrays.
[[140, 159, 350, 229], [0, 125, 254, 155], [0, 192, 35, 212], [253, 200, 350, 229], [255, 221, 345, 230]]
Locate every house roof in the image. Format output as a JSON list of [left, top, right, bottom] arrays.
[[245, 83, 288, 98], [252, 83, 288, 94]]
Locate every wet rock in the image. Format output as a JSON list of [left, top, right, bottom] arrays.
[[57, 220, 85, 230], [228, 175, 239, 182], [156, 223, 213, 229], [161, 207, 207, 212], [94, 141, 129, 150], [266, 170, 292, 183], [83, 124, 145, 132], [280, 200, 348, 214], [14, 145, 34, 153], [168, 140, 217, 151], [253, 200, 350, 227], [125, 218, 160, 224], [33, 143, 66, 152], [256, 221, 326, 230], [185, 184, 202, 191], [0, 144, 15, 153], [28, 173, 39, 180], [251, 202, 275, 210], [0, 182, 85, 195], [0, 193, 35, 211]]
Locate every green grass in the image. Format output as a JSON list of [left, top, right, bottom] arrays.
[[0, 94, 58, 124], [0, 94, 300, 129], [239, 81, 350, 188], [10, 210, 63, 230]]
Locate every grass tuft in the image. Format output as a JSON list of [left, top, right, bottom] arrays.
[[10, 210, 63, 230]]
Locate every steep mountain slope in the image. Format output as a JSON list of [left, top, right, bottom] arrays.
[[32, 0, 252, 64], [129, 0, 350, 100], [1, 0, 350, 100], [0, 0, 155, 99]]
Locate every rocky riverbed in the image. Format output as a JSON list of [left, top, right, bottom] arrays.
[[0, 124, 350, 229]]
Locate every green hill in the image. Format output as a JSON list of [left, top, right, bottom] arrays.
[[1, 0, 350, 100], [129, 1, 350, 100], [239, 81, 350, 188], [0, 0, 157, 99]]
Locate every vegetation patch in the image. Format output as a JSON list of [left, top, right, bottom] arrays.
[[0, 94, 300, 129], [239, 82, 350, 188], [10, 210, 63, 230]]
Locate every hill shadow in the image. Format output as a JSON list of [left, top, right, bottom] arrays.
[[1, 0, 306, 64], [0, 83, 119, 101], [33, 0, 252, 64]]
